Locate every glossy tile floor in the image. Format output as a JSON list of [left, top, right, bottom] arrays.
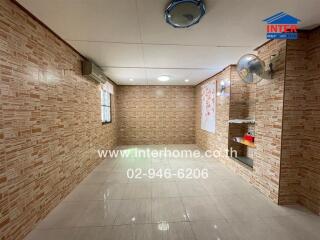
[[25, 145, 319, 240]]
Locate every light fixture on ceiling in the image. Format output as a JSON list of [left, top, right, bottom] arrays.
[[129, 78, 134, 82], [158, 221, 170, 231], [185, 79, 189, 82], [157, 75, 170, 82], [165, 0, 206, 28]]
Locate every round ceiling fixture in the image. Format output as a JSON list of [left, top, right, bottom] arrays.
[[165, 0, 206, 28], [157, 75, 170, 81]]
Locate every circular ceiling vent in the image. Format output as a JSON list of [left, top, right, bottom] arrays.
[[165, 0, 206, 28]]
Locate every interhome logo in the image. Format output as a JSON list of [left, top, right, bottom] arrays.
[[263, 12, 300, 39]]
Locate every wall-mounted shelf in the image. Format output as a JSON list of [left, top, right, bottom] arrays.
[[230, 156, 254, 168], [232, 137, 256, 148], [228, 120, 256, 169], [228, 119, 255, 124]]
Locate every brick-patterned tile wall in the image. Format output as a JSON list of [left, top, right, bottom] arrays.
[[196, 66, 262, 186], [196, 40, 287, 203], [280, 29, 320, 214], [0, 1, 118, 239], [279, 33, 308, 205], [301, 28, 320, 215], [254, 40, 287, 202], [117, 86, 195, 145], [195, 66, 230, 155], [280, 28, 320, 214]]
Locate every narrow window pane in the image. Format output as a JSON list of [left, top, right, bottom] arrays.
[[101, 89, 105, 105], [105, 92, 110, 106], [106, 106, 111, 122], [101, 89, 111, 123], [103, 106, 108, 122], [101, 105, 104, 122]]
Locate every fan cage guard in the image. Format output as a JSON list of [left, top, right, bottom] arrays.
[[236, 54, 266, 84]]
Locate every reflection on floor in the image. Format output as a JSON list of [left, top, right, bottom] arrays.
[[25, 145, 320, 240]]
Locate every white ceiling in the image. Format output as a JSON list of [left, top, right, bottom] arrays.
[[18, 0, 320, 85]]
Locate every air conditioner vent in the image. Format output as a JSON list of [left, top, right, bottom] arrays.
[[82, 60, 108, 84]]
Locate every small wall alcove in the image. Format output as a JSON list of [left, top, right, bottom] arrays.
[[228, 74, 257, 169]]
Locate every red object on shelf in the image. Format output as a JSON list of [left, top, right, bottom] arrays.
[[244, 134, 255, 142]]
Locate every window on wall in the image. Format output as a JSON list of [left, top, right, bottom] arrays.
[[101, 88, 111, 124]]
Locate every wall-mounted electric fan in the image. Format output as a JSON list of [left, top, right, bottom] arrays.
[[236, 54, 275, 84]]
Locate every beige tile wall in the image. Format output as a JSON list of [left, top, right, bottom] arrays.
[[0, 1, 118, 239], [254, 40, 287, 201], [280, 28, 320, 214], [195, 34, 320, 215], [117, 86, 195, 145], [196, 40, 287, 203], [1, 1, 320, 239], [301, 28, 320, 215], [195, 66, 231, 160], [279, 33, 308, 205]]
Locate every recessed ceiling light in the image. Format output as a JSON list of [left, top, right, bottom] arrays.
[[185, 79, 189, 82], [157, 75, 170, 82], [129, 78, 134, 81]]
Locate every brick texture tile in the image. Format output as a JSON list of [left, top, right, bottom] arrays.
[[0, 1, 117, 239], [117, 86, 195, 145]]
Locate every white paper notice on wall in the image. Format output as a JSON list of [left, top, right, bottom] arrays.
[[201, 82, 216, 133], [102, 81, 114, 94]]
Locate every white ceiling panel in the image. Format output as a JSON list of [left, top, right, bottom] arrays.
[[68, 41, 145, 68], [19, 0, 141, 42], [145, 68, 219, 85], [17, 0, 320, 85], [143, 45, 252, 69], [146, 68, 191, 85], [137, 0, 262, 46], [137, 0, 320, 46], [187, 69, 221, 84], [102, 67, 147, 85]]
